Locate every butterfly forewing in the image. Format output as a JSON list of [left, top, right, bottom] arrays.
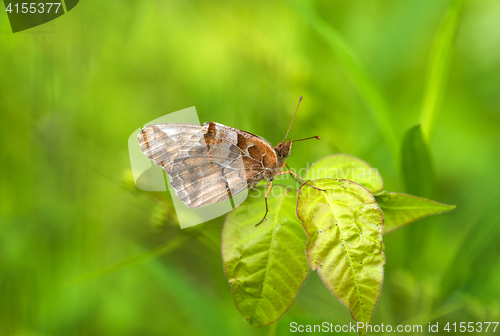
[[138, 122, 276, 209]]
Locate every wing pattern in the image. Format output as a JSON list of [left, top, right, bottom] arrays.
[[138, 122, 276, 208]]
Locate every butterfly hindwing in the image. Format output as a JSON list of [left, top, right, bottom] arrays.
[[138, 123, 202, 170]]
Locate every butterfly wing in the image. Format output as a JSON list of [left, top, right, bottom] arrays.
[[138, 122, 276, 208], [138, 123, 202, 170]]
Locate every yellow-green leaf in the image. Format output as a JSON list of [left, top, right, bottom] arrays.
[[304, 154, 383, 193], [297, 179, 385, 335], [222, 186, 310, 327], [375, 191, 456, 234]]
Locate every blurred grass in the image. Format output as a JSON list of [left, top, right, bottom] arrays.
[[67, 235, 191, 286], [420, 0, 463, 139], [0, 0, 499, 335], [295, 1, 399, 164]]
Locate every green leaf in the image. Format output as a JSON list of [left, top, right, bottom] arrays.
[[304, 154, 383, 193], [402, 125, 435, 198], [222, 185, 310, 327], [375, 191, 456, 234], [296, 179, 385, 335]]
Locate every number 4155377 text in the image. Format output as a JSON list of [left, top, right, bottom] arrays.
[[5, 3, 62, 14]]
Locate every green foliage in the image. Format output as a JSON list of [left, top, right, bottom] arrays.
[[223, 155, 455, 334], [297, 179, 384, 335], [222, 186, 309, 327], [376, 191, 456, 234]]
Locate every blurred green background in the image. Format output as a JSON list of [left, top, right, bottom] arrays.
[[1, 0, 499, 335]]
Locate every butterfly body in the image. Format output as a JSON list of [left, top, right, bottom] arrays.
[[138, 121, 292, 209]]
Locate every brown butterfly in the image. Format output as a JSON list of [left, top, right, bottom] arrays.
[[138, 96, 322, 225]]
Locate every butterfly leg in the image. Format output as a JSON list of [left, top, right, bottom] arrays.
[[279, 170, 326, 192], [284, 162, 301, 184], [255, 181, 273, 226]]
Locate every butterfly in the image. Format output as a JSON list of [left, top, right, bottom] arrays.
[[138, 96, 322, 225]]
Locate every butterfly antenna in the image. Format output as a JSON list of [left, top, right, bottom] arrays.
[[291, 136, 321, 143], [283, 96, 302, 142]]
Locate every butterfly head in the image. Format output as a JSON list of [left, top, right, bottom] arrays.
[[278, 97, 321, 159], [275, 140, 292, 159]]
